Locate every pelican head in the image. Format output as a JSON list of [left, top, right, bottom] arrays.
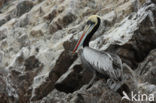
[[73, 15, 101, 53]]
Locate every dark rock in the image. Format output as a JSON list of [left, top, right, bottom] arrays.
[[63, 39, 77, 51], [16, 0, 33, 17], [49, 19, 62, 34], [61, 12, 76, 27], [24, 56, 41, 71], [44, 4, 65, 21], [49, 50, 77, 79], [0, 28, 7, 40], [49, 11, 76, 33], [44, 6, 58, 21], [10, 70, 21, 78], [0, 18, 6, 26], [30, 29, 44, 37], [31, 50, 77, 101], [55, 64, 83, 93]]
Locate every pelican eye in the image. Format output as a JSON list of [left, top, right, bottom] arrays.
[[87, 20, 95, 25]]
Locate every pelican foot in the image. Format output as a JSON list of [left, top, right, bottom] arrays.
[[85, 83, 92, 89], [76, 91, 89, 97], [82, 81, 94, 90], [106, 79, 122, 91], [122, 63, 136, 81]]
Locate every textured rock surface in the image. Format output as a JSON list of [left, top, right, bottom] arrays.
[[0, 0, 156, 103], [0, 0, 9, 9], [136, 49, 156, 85]]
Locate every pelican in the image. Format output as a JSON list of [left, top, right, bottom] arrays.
[[73, 15, 123, 90]]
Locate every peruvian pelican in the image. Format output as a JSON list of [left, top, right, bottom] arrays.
[[73, 15, 123, 90]]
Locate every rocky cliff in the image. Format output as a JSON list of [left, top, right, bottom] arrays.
[[0, 0, 156, 103]]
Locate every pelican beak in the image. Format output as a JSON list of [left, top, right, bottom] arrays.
[[73, 24, 95, 53]]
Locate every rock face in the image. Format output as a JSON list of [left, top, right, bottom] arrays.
[[136, 49, 156, 85], [16, 1, 34, 17], [0, 0, 156, 103], [0, 0, 9, 9]]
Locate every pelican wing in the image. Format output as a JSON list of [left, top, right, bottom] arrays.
[[82, 47, 122, 80]]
